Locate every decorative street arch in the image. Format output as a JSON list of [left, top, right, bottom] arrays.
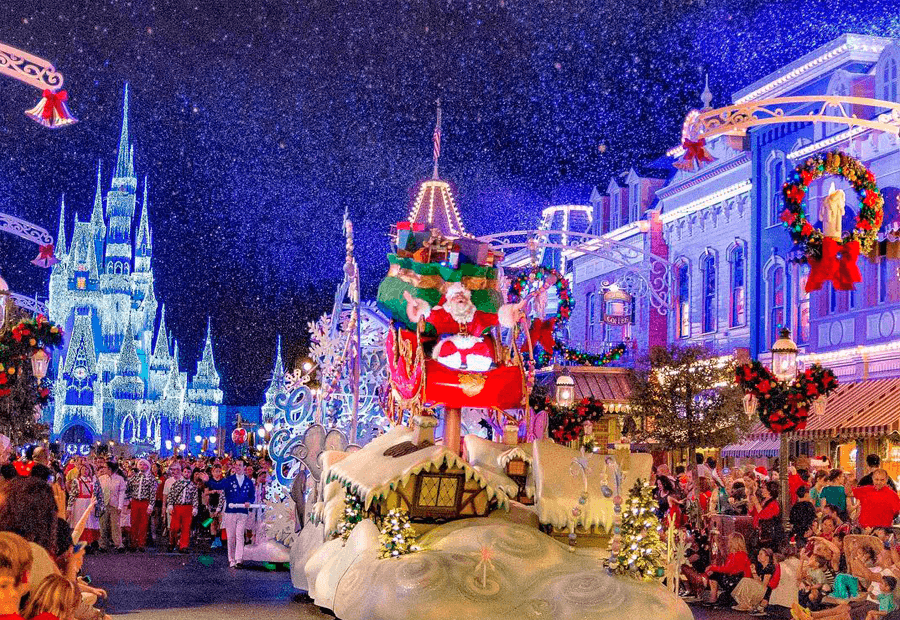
[[0, 41, 77, 128], [477, 229, 673, 314]]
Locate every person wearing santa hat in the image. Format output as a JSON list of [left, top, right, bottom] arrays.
[[126, 458, 158, 551], [403, 283, 524, 372]]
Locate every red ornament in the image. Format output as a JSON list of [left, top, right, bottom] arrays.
[[231, 428, 248, 445]]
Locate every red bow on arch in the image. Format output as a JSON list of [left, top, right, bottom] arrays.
[[31, 244, 59, 268], [25, 90, 78, 129]]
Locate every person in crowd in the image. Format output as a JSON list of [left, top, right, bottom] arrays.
[[748, 480, 784, 552], [821, 470, 850, 521], [66, 465, 100, 548], [792, 486, 819, 547], [791, 458, 812, 505], [22, 573, 79, 620], [96, 462, 125, 553], [797, 552, 835, 612], [0, 531, 32, 619], [166, 464, 198, 554], [853, 470, 900, 530], [204, 464, 225, 549], [859, 455, 897, 491], [125, 459, 156, 552], [702, 532, 752, 606], [207, 458, 255, 569], [811, 470, 828, 510], [161, 463, 180, 536], [731, 546, 781, 614]]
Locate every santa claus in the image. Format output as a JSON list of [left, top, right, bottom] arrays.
[[403, 283, 523, 372]]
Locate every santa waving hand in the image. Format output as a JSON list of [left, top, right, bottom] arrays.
[[403, 283, 523, 372]]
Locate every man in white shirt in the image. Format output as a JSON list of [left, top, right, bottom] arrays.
[[97, 461, 127, 552]]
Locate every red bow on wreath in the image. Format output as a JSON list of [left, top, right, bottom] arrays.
[[529, 318, 557, 354], [674, 139, 716, 171], [806, 237, 862, 292]]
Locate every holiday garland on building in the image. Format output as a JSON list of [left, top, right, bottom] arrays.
[[530, 392, 606, 444], [611, 479, 666, 581], [337, 490, 364, 542], [735, 360, 838, 433], [508, 266, 627, 368], [378, 508, 420, 558]]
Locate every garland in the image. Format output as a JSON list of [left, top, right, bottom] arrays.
[[0, 315, 63, 398], [508, 266, 626, 367], [734, 360, 838, 433], [780, 151, 883, 291], [538, 395, 605, 444]]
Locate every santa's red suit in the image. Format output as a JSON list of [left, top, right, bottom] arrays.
[[426, 305, 498, 372]]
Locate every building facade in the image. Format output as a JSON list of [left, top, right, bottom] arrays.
[[47, 86, 223, 454]]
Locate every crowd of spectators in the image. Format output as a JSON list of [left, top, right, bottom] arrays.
[[660, 453, 900, 619], [0, 439, 273, 619]]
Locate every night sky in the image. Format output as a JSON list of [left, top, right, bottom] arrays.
[[1, 0, 899, 403]]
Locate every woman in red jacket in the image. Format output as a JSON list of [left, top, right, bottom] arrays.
[[749, 480, 784, 552], [704, 532, 753, 606]]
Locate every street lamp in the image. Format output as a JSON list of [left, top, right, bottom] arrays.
[[30, 349, 49, 380], [194, 434, 202, 444], [0, 275, 9, 328], [555, 374, 575, 408], [264, 422, 273, 433], [771, 328, 799, 381], [174, 435, 181, 445], [771, 327, 798, 525]]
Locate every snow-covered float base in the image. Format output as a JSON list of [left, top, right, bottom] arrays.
[[303, 516, 693, 620]]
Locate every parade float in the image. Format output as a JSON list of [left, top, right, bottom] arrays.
[[273, 110, 691, 620]]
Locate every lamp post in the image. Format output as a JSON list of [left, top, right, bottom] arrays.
[[555, 374, 575, 408], [771, 328, 798, 525]]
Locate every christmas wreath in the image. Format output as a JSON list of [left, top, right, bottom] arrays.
[[508, 266, 627, 367], [735, 360, 838, 433], [0, 315, 63, 398], [780, 151, 883, 292], [536, 395, 605, 444]]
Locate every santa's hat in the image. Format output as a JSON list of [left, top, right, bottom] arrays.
[[443, 282, 471, 301], [755, 466, 769, 480]]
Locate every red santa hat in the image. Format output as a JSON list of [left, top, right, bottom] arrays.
[[442, 282, 471, 302], [755, 466, 769, 479]]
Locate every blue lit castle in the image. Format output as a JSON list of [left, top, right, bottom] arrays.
[[47, 86, 223, 453]]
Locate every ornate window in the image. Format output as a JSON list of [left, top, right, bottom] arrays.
[[797, 264, 810, 345], [729, 245, 746, 327], [769, 156, 785, 226], [701, 254, 717, 333], [610, 194, 620, 230], [122, 416, 134, 443], [675, 261, 690, 339], [880, 53, 899, 103], [879, 256, 890, 304], [629, 185, 640, 223], [411, 472, 463, 518], [768, 264, 785, 347], [828, 282, 838, 314]]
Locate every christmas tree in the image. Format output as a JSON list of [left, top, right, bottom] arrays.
[[612, 479, 665, 581], [337, 490, 364, 542], [378, 508, 420, 558]]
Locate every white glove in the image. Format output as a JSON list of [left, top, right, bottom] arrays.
[[192, 508, 198, 517]]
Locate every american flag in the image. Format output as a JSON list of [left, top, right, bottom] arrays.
[[432, 98, 441, 178]]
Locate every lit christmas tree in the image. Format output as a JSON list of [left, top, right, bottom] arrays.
[[612, 479, 665, 581], [379, 508, 420, 558], [337, 490, 364, 542]]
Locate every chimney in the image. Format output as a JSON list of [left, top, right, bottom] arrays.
[[411, 415, 438, 446], [502, 423, 519, 446]]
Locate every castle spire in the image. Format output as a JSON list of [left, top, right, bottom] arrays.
[[56, 194, 67, 258], [153, 304, 170, 359], [114, 84, 132, 181], [272, 334, 284, 380], [701, 73, 713, 111], [90, 160, 104, 227], [136, 177, 151, 251], [203, 317, 214, 363]]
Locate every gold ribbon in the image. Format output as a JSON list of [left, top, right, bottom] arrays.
[[387, 264, 496, 291]]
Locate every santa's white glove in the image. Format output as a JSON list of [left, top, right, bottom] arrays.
[[403, 290, 431, 323]]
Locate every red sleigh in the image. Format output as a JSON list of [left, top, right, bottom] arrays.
[[385, 323, 527, 418]]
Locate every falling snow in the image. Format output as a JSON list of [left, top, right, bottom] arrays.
[[1, 0, 899, 400]]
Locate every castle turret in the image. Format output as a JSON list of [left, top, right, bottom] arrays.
[[261, 335, 285, 424]]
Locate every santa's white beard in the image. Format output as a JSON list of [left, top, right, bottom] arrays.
[[444, 297, 477, 324]]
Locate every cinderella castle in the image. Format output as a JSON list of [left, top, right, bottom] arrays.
[[46, 86, 223, 454]]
